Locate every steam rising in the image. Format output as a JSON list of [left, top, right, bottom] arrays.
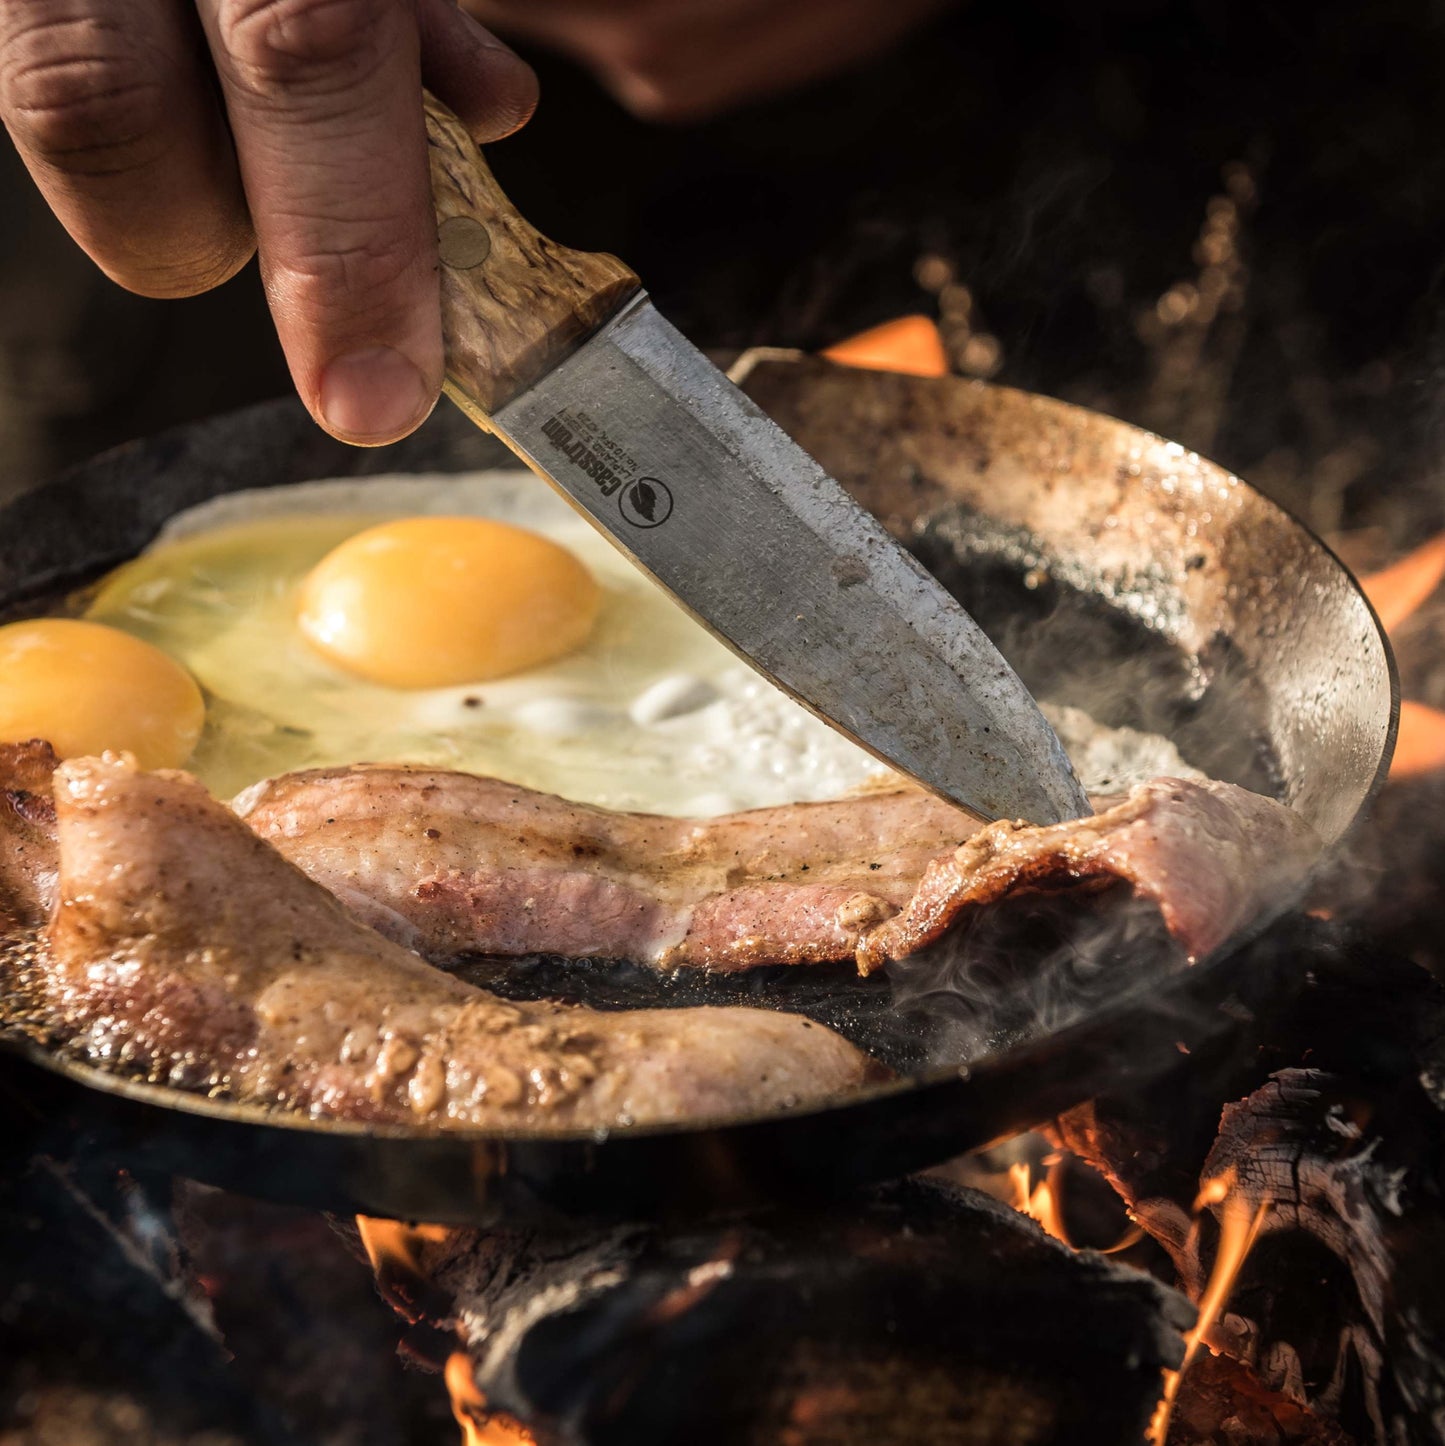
[[890, 888, 1178, 1071]]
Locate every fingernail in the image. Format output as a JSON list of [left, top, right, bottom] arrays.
[[319, 345, 435, 444]]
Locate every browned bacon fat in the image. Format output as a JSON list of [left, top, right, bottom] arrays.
[[0, 740, 59, 931], [13, 755, 877, 1128], [855, 778, 1320, 974]]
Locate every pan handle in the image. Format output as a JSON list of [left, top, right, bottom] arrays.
[[424, 92, 642, 422]]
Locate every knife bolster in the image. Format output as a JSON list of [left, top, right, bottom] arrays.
[[426, 93, 642, 418]]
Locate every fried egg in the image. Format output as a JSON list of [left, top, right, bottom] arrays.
[[80, 474, 898, 810], [0, 617, 206, 769], [52, 472, 1201, 810], [298, 515, 601, 688]]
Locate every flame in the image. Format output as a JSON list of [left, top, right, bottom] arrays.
[[357, 1218, 533, 1445], [821, 315, 949, 378], [1007, 1161, 1029, 1204], [1389, 699, 1445, 778], [445, 1352, 536, 1446], [1005, 1156, 1142, 1251], [355, 1215, 451, 1280], [1147, 1168, 1270, 1445], [1360, 533, 1445, 634], [1355, 533, 1445, 779], [1008, 1160, 1071, 1246]]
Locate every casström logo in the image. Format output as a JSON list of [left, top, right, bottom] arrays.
[[540, 414, 624, 497], [619, 477, 673, 528]]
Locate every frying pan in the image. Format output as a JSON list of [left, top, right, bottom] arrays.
[[0, 354, 1397, 1225]]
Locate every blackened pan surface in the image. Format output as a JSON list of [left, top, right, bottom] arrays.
[[0, 363, 1396, 1223]]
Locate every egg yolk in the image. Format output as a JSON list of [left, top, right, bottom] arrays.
[[296, 516, 601, 688], [0, 618, 205, 769]]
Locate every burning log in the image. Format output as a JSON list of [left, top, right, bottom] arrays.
[[373, 1177, 1191, 1446], [1165, 1351, 1356, 1446], [1196, 1072, 1445, 1434], [173, 1185, 456, 1446], [1051, 921, 1445, 1445]]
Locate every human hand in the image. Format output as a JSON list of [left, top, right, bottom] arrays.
[[0, 0, 537, 444], [464, 0, 958, 122]]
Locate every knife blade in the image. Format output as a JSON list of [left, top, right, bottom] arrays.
[[425, 96, 1088, 825]]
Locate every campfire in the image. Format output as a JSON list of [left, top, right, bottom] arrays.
[[1, 314, 1442, 1446]]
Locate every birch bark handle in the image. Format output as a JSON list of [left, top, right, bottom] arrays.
[[425, 92, 642, 422]]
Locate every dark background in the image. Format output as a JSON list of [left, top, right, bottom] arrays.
[[2, 0, 1442, 550]]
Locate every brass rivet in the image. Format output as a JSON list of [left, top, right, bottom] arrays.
[[438, 216, 491, 270]]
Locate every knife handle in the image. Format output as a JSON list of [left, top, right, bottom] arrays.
[[424, 93, 642, 421]]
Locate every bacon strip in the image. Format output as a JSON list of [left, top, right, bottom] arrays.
[[236, 765, 1319, 974], [234, 767, 978, 971], [3, 746, 1321, 979], [9, 754, 876, 1129], [855, 779, 1320, 974]]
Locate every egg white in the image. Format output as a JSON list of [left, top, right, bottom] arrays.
[[83, 472, 1200, 809], [85, 473, 900, 810]]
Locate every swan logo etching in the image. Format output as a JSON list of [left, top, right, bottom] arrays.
[[620, 477, 674, 529]]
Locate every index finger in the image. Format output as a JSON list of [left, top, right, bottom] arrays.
[[196, 0, 440, 445]]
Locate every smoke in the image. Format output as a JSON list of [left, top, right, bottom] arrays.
[[887, 885, 1181, 1071]]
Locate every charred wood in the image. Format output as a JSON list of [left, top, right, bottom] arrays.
[[171, 1185, 455, 1446], [400, 1177, 1190, 1446], [1192, 1070, 1445, 1442], [1167, 1350, 1357, 1446], [0, 1052, 452, 1446], [1052, 921, 1445, 1445], [0, 1071, 284, 1445]]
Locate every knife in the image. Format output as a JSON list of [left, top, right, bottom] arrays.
[[423, 95, 1088, 825]]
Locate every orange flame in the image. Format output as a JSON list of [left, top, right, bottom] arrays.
[[1389, 699, 1445, 779], [445, 1353, 536, 1446], [357, 1218, 533, 1446], [1360, 533, 1445, 634], [821, 315, 949, 378], [1005, 1156, 1143, 1252], [1096, 1222, 1146, 1256], [1147, 1168, 1270, 1445], [1355, 534, 1445, 780], [355, 1215, 451, 1279], [1008, 1160, 1071, 1246]]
